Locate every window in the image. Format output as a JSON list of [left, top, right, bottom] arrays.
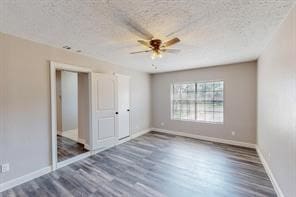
[[171, 81, 224, 123]]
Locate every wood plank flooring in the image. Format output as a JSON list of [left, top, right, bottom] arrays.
[[57, 135, 88, 162], [1, 132, 276, 197]]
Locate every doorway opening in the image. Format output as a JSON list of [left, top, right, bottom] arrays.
[[56, 70, 88, 162], [50, 62, 92, 170]]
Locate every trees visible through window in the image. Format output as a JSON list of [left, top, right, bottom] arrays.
[[171, 81, 224, 123]]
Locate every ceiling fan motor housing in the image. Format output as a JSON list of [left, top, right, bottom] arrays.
[[131, 37, 180, 55], [150, 39, 162, 50]]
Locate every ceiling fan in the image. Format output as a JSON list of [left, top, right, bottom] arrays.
[[107, 3, 182, 60], [130, 37, 181, 59]]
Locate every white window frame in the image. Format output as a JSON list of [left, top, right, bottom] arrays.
[[170, 80, 224, 124]]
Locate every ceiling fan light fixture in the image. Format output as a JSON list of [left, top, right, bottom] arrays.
[[151, 50, 162, 59], [151, 51, 157, 59]]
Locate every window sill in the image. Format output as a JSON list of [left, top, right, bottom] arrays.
[[171, 118, 224, 125]]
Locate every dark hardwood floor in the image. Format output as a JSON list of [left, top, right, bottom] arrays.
[[57, 135, 88, 162], [1, 132, 276, 197]]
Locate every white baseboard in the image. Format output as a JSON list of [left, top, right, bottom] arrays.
[[57, 151, 91, 169], [117, 136, 132, 145], [91, 143, 115, 155], [256, 146, 284, 197], [131, 128, 151, 139], [84, 144, 90, 151], [91, 128, 152, 154], [77, 138, 86, 145], [0, 166, 51, 192], [76, 138, 90, 150], [92, 128, 152, 154], [152, 128, 256, 149]]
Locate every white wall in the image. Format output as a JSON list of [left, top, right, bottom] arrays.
[[0, 32, 151, 184], [61, 71, 78, 131], [257, 5, 296, 197], [151, 61, 257, 144]]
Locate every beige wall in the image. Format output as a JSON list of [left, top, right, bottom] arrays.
[[257, 5, 296, 197], [0, 32, 5, 185], [151, 61, 257, 144], [56, 70, 62, 131], [0, 32, 151, 183], [78, 72, 90, 144]]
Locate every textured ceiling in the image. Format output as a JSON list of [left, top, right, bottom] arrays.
[[0, 0, 295, 73]]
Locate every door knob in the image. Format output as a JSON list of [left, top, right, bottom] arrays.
[[127, 109, 130, 112], [115, 112, 119, 114]]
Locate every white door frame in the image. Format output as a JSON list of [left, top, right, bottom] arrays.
[[50, 61, 92, 170]]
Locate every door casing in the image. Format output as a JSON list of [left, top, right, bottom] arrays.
[[51, 63, 130, 170], [50, 61, 92, 170]]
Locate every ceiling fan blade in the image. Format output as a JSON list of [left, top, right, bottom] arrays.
[[162, 37, 180, 47], [160, 49, 181, 54], [130, 50, 152, 54], [107, 2, 153, 40], [138, 40, 152, 48], [166, 15, 207, 37], [125, 20, 154, 40]]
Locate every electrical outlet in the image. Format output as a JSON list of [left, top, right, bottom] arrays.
[[160, 122, 165, 127], [231, 131, 236, 136], [1, 163, 10, 173]]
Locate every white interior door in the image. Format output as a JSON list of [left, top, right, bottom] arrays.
[[117, 74, 130, 140], [91, 73, 118, 150]]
